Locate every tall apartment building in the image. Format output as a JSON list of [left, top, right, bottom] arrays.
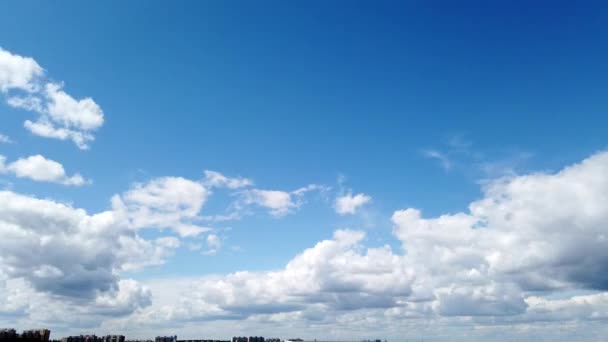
[[21, 330, 51, 342], [0, 328, 51, 342]]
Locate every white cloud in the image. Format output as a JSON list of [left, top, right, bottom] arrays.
[[204, 234, 222, 255], [0, 47, 43, 92], [125, 229, 414, 324], [524, 292, 608, 321], [203, 170, 253, 189], [0, 190, 163, 318], [113, 151, 608, 335], [238, 184, 324, 217], [0, 133, 12, 144], [391, 151, 608, 318], [423, 149, 452, 171], [113, 177, 212, 237], [334, 192, 371, 215], [0, 47, 104, 149], [0, 154, 89, 186], [2, 149, 608, 337], [240, 189, 294, 216]]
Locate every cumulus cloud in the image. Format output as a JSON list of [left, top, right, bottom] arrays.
[[112, 177, 212, 237], [4, 149, 608, 336], [0, 47, 43, 92], [203, 170, 253, 189], [0, 190, 167, 320], [391, 151, 608, 318], [119, 151, 608, 332], [334, 192, 371, 215], [0, 47, 104, 149], [129, 229, 413, 323], [0, 154, 89, 186]]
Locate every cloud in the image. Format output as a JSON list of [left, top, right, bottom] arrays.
[[0, 134, 12, 144], [238, 184, 325, 217], [203, 170, 253, 189], [0, 47, 104, 149], [0, 47, 43, 92], [0, 190, 167, 319], [203, 234, 222, 255], [0, 154, 89, 186], [240, 189, 295, 216], [112, 177, 212, 237], [3, 148, 608, 337], [334, 192, 371, 215], [127, 229, 413, 323], [423, 149, 452, 171], [391, 151, 608, 317], [118, 151, 608, 333], [524, 292, 608, 321]]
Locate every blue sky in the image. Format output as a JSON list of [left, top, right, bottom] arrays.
[[1, 1, 608, 341]]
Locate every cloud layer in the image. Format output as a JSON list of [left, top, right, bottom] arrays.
[[100, 151, 608, 338]]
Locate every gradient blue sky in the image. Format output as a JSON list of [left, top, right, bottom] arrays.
[[1, 1, 608, 341]]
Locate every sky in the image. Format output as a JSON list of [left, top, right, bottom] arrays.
[[1, 1, 608, 341]]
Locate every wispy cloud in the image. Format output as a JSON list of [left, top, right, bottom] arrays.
[[0, 133, 12, 144], [423, 134, 533, 178], [202, 170, 253, 189], [422, 149, 452, 171]]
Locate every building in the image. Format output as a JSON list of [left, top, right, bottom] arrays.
[[0, 329, 18, 340], [21, 330, 51, 342], [232, 337, 264, 342], [155, 336, 177, 342], [101, 336, 125, 342], [178, 340, 230, 342], [0, 329, 51, 342], [61, 335, 101, 342], [0, 329, 17, 342], [265, 339, 280, 342]]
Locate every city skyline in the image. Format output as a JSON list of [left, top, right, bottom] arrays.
[[1, 1, 608, 341]]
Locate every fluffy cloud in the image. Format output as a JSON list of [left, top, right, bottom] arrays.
[[112, 177, 212, 237], [0, 190, 168, 321], [130, 229, 413, 324], [121, 151, 608, 333], [238, 184, 325, 217], [334, 192, 371, 215], [0, 154, 89, 186], [203, 170, 253, 189], [0, 47, 42, 92], [4, 149, 608, 337], [391, 151, 608, 317], [0, 47, 104, 149]]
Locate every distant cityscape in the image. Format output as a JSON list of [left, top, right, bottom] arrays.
[[0, 330, 385, 342]]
